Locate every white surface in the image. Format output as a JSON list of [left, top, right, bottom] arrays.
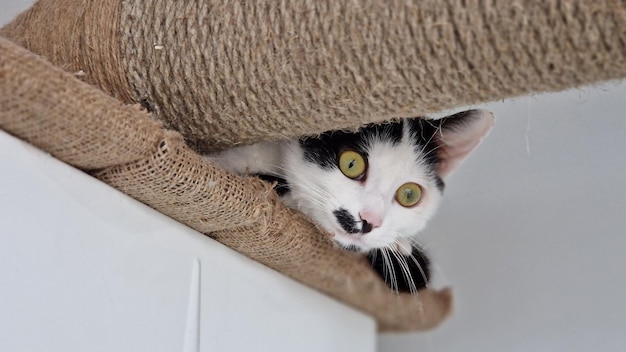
[[381, 82, 626, 352], [0, 0, 36, 22], [3, 2, 626, 351], [0, 131, 376, 351]]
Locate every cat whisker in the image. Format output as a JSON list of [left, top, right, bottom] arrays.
[[206, 109, 493, 296], [262, 163, 336, 205], [369, 248, 378, 263], [416, 119, 444, 157], [272, 164, 339, 202], [394, 237, 430, 289], [285, 175, 343, 211], [389, 242, 419, 294], [299, 202, 331, 217], [381, 247, 399, 294]]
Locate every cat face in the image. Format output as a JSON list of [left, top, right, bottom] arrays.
[[282, 110, 494, 253]]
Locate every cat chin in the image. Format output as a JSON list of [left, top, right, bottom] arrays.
[[332, 231, 391, 254], [333, 241, 363, 253], [332, 231, 368, 253]]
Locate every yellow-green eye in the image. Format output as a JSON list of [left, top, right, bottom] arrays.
[[338, 150, 367, 179], [396, 182, 422, 207]]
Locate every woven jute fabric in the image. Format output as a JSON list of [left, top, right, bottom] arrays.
[[95, 132, 281, 233], [2, 0, 626, 332], [95, 132, 453, 331], [0, 0, 134, 103], [119, 0, 625, 151], [3, 1, 624, 152], [0, 37, 161, 170], [0, 37, 452, 331]]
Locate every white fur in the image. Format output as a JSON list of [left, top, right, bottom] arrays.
[[205, 110, 494, 254], [281, 134, 441, 253], [206, 126, 442, 253]]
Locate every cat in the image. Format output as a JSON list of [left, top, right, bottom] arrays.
[[206, 109, 494, 293]]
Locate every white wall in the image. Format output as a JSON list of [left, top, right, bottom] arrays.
[[1, 6, 375, 350], [0, 130, 375, 352], [3, 1, 626, 351], [381, 82, 626, 352], [1, 0, 36, 21]]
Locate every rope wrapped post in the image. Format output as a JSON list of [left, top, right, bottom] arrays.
[[2, 0, 624, 151], [2, 0, 625, 331], [0, 36, 452, 331]]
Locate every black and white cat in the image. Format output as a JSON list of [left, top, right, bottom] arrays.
[[206, 109, 493, 292]]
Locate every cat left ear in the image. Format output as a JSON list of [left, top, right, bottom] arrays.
[[434, 109, 494, 178]]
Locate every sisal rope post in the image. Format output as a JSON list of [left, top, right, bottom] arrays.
[[2, 0, 625, 331], [0, 36, 452, 331], [2, 0, 624, 151]]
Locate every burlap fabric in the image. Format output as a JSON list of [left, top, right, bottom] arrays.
[[0, 37, 451, 331], [1, 0, 625, 331], [3, 0, 624, 152]]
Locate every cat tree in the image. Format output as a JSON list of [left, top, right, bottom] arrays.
[[0, 0, 624, 331]]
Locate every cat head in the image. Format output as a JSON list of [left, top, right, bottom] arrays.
[[283, 109, 494, 253]]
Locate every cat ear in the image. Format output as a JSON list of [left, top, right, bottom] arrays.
[[435, 109, 494, 178]]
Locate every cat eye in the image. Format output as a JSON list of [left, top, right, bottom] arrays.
[[396, 182, 422, 207], [338, 150, 367, 179]]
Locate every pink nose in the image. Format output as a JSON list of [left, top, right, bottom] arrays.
[[359, 210, 382, 229]]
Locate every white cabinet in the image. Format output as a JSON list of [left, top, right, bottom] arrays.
[[0, 131, 376, 352]]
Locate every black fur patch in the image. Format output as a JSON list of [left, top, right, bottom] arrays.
[[299, 121, 404, 169], [299, 130, 368, 170], [367, 244, 431, 293], [407, 109, 485, 191], [300, 118, 448, 191], [256, 174, 291, 197], [361, 220, 373, 234], [406, 118, 442, 183], [333, 208, 360, 234], [365, 121, 404, 146]]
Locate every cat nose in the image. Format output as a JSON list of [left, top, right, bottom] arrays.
[[359, 210, 382, 233]]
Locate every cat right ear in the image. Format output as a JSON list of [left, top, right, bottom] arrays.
[[434, 109, 494, 178]]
